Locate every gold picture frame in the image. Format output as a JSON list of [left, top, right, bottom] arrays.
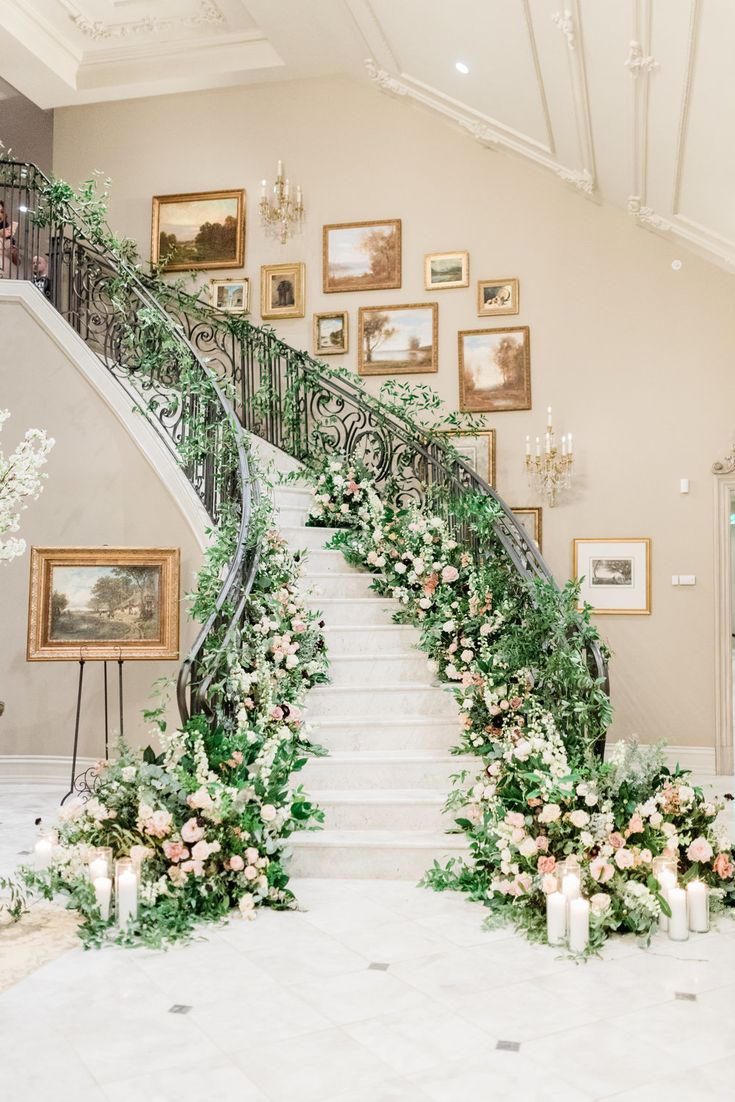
[[572, 538, 651, 615], [477, 278, 519, 317], [458, 326, 531, 413], [358, 302, 438, 376], [323, 219, 401, 293], [512, 507, 543, 551], [151, 189, 245, 272], [438, 429, 496, 486], [260, 263, 305, 319], [313, 311, 348, 356], [425, 251, 469, 290], [27, 547, 181, 661], [209, 277, 249, 314]]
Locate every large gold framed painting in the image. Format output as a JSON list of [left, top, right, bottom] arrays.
[[323, 219, 401, 293], [27, 547, 180, 661], [151, 190, 245, 272]]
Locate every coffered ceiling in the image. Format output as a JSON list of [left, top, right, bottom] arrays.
[[1, 0, 732, 273]]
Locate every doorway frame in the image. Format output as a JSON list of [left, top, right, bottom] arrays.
[[713, 470, 735, 775]]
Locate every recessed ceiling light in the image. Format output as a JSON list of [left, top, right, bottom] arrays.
[[455, 61, 470, 74]]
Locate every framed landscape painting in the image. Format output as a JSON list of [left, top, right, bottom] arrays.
[[260, 262, 305, 319], [512, 507, 543, 551], [477, 278, 519, 317], [314, 311, 348, 356], [440, 429, 496, 486], [458, 326, 531, 412], [323, 219, 401, 293], [151, 189, 245, 272], [358, 303, 438, 376], [209, 277, 249, 314], [27, 547, 180, 661], [572, 538, 651, 615], [425, 251, 469, 290]]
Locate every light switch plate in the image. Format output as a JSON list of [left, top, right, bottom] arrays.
[[679, 575, 696, 585]]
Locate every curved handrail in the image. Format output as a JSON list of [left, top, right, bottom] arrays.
[[0, 157, 260, 725], [156, 287, 610, 730]]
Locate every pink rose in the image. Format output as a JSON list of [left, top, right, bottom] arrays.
[[270, 706, 284, 721], [231, 750, 244, 765], [537, 856, 556, 874], [687, 836, 714, 863], [187, 787, 214, 811], [181, 817, 205, 844], [590, 857, 614, 883], [180, 859, 204, 876], [292, 620, 307, 634], [713, 853, 734, 879], [191, 839, 215, 861], [244, 865, 258, 881], [229, 855, 245, 872], [638, 849, 653, 865], [536, 836, 549, 853], [614, 848, 634, 870], [441, 565, 459, 583], [505, 812, 525, 829], [245, 847, 260, 864], [163, 840, 188, 863], [627, 814, 644, 837], [609, 832, 625, 850]]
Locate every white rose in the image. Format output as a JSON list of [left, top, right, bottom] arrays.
[[569, 810, 590, 829], [649, 812, 663, 828], [260, 804, 277, 822], [514, 740, 532, 762], [442, 621, 455, 633], [121, 766, 136, 782], [461, 649, 474, 664], [518, 835, 537, 858], [394, 562, 407, 574], [538, 803, 561, 824]]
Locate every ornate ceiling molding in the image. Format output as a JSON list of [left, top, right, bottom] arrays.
[[556, 166, 594, 195], [363, 58, 408, 98], [624, 40, 660, 77], [713, 440, 735, 475], [626, 0, 658, 227], [551, 9, 575, 50], [551, 2, 597, 199], [60, 0, 225, 41]]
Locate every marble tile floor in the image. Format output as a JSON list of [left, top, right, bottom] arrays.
[[2, 784, 735, 1100]]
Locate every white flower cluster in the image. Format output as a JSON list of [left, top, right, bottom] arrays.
[[0, 410, 54, 563]]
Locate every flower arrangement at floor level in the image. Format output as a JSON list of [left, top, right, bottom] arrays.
[[9, 499, 329, 947], [301, 454, 735, 953]]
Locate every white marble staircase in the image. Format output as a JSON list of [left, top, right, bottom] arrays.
[[272, 480, 471, 880]]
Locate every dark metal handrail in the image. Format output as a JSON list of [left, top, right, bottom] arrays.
[[0, 157, 260, 725]]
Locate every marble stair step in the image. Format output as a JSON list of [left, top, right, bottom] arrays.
[[316, 789, 452, 831], [302, 548, 364, 575], [327, 654, 433, 687], [302, 750, 472, 790], [306, 572, 377, 600], [276, 506, 310, 528], [282, 525, 342, 551], [273, 485, 313, 511], [322, 624, 422, 656], [305, 596, 399, 627], [288, 829, 469, 880], [309, 716, 462, 752], [305, 683, 460, 719]]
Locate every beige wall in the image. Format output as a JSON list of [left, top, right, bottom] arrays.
[[53, 75, 735, 754], [0, 296, 201, 763], [0, 78, 53, 173]]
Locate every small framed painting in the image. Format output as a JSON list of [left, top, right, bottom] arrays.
[[323, 219, 401, 293], [572, 538, 651, 615], [260, 262, 305, 319], [439, 429, 496, 486], [151, 189, 245, 272], [425, 251, 469, 290], [358, 303, 438, 376], [209, 277, 249, 314], [313, 311, 348, 356], [477, 278, 519, 317], [512, 507, 543, 551], [458, 326, 531, 412], [27, 547, 181, 661]]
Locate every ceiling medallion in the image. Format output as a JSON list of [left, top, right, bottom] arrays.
[[63, 0, 225, 40]]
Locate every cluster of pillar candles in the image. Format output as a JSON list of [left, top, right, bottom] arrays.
[[546, 855, 710, 952], [34, 836, 138, 927]]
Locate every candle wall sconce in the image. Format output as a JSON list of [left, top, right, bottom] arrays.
[[259, 160, 304, 244], [525, 406, 574, 507]]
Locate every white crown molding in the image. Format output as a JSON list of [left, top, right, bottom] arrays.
[[363, 58, 408, 98], [624, 40, 660, 77], [626, 0, 658, 224], [60, 0, 225, 41], [672, 0, 702, 216], [550, 2, 597, 199], [555, 166, 594, 195]]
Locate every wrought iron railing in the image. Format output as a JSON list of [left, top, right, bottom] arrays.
[[0, 158, 260, 725], [1, 156, 609, 752]]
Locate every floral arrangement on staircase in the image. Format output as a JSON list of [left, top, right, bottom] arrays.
[[9, 495, 328, 946], [301, 454, 735, 954]]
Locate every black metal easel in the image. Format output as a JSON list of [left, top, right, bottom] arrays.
[[61, 651, 125, 804]]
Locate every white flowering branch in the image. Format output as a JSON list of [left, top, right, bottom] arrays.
[[0, 409, 55, 563]]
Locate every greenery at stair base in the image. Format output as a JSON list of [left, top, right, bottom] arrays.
[[298, 453, 735, 955]]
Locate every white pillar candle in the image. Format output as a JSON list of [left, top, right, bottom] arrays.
[[547, 405, 552, 428], [658, 869, 676, 932], [34, 837, 52, 869], [687, 880, 709, 932], [545, 432, 551, 454], [277, 159, 283, 177], [667, 886, 689, 941], [260, 179, 267, 198], [568, 432, 573, 454], [568, 897, 590, 953], [547, 891, 567, 945], [296, 184, 302, 204], [89, 856, 108, 882], [117, 867, 138, 927], [561, 434, 567, 456], [535, 436, 541, 457], [562, 872, 581, 902], [93, 876, 112, 922]]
